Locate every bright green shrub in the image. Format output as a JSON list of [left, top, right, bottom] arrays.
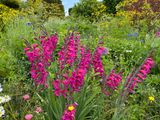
[[22, 0, 64, 22], [0, 17, 34, 78], [70, 0, 106, 22], [0, 4, 20, 31], [103, 0, 123, 14], [116, 0, 160, 31]]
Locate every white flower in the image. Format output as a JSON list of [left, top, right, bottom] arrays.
[[0, 97, 5, 104], [126, 50, 132, 53], [0, 84, 2, 92], [0, 106, 5, 117], [0, 88, 2, 93], [4, 95, 11, 102]]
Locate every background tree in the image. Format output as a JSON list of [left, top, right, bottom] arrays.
[[103, 0, 123, 14], [70, 0, 106, 22], [0, 0, 20, 9]]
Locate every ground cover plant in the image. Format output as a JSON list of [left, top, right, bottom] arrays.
[[0, 0, 160, 120]]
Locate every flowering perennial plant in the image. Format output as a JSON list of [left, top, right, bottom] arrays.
[[105, 70, 122, 90], [92, 46, 108, 77], [70, 47, 91, 92], [61, 102, 77, 120], [0, 83, 11, 118], [125, 57, 154, 93], [52, 46, 91, 97], [101, 70, 122, 96], [58, 34, 80, 70], [24, 32, 156, 120], [24, 34, 58, 86]]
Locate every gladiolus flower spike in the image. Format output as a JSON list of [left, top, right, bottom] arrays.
[[125, 57, 154, 93], [24, 34, 58, 87]]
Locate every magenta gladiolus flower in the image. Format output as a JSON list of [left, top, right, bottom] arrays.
[[58, 35, 79, 70], [126, 57, 154, 93], [92, 47, 108, 77], [24, 34, 58, 87], [52, 46, 91, 97], [105, 70, 122, 90], [61, 102, 78, 120], [25, 114, 33, 120], [52, 79, 68, 97]]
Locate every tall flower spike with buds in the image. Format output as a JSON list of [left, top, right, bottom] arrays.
[[52, 46, 91, 97], [92, 47, 108, 77], [69, 47, 91, 92], [105, 70, 122, 90], [126, 57, 154, 93], [58, 34, 79, 70], [61, 102, 78, 120], [101, 69, 122, 96], [24, 34, 58, 86]]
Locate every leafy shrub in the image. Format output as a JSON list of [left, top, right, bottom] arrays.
[[22, 0, 64, 22], [70, 0, 106, 22], [0, 4, 20, 31], [0, 17, 34, 78], [103, 0, 123, 14], [116, 0, 160, 31]]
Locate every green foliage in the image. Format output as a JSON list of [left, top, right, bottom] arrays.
[[22, 0, 64, 21], [0, 0, 20, 9], [116, 0, 160, 32], [103, 0, 123, 14], [0, 17, 34, 78], [70, 0, 106, 22], [0, 3, 20, 31], [0, 1, 160, 119]]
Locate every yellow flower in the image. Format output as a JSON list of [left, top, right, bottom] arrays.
[[68, 105, 75, 111], [148, 96, 155, 102]]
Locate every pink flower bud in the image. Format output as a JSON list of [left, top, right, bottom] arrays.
[[35, 107, 43, 113], [23, 94, 30, 101], [25, 114, 33, 120]]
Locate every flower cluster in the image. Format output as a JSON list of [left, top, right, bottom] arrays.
[[101, 70, 122, 96], [70, 47, 91, 92], [61, 102, 77, 120], [105, 70, 122, 90], [58, 34, 79, 70], [0, 83, 11, 118], [126, 57, 154, 93], [92, 47, 108, 77], [52, 46, 91, 97], [25, 35, 58, 86], [40, 35, 58, 66]]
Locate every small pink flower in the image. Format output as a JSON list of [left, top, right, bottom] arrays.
[[25, 114, 33, 120], [155, 31, 160, 37], [35, 107, 43, 113], [23, 94, 30, 101]]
